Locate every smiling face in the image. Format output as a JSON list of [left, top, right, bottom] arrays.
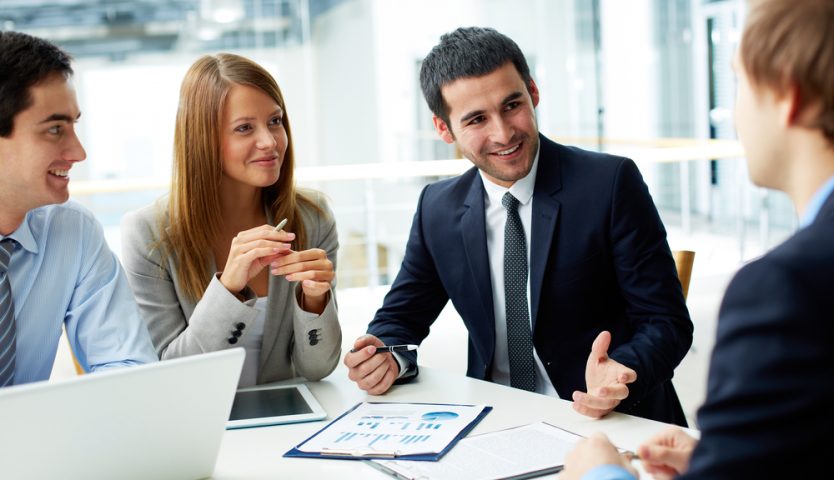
[[219, 82, 288, 193], [432, 62, 540, 188], [0, 73, 86, 225]]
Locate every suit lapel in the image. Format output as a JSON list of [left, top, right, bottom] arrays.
[[530, 136, 562, 330], [460, 175, 496, 333]]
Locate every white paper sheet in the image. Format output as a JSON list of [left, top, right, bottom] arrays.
[[370, 422, 582, 480]]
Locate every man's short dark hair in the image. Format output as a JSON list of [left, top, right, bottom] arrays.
[[0, 31, 73, 137], [419, 26, 532, 126]]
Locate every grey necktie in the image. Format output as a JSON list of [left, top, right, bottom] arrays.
[[502, 192, 536, 392], [0, 239, 17, 387]]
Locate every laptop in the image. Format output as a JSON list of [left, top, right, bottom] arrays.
[[0, 348, 244, 480]]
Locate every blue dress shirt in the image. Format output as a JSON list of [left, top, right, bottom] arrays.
[[2, 201, 157, 385], [799, 173, 834, 228], [581, 465, 637, 480]]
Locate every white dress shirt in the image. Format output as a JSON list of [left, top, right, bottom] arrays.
[[479, 150, 557, 396]]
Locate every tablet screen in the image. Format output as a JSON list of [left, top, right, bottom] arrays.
[[229, 386, 312, 420]]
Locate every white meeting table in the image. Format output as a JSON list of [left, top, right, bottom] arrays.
[[212, 365, 686, 479]]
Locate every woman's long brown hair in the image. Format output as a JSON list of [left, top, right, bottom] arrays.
[[162, 53, 320, 300]]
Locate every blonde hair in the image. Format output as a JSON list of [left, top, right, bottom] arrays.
[[163, 53, 321, 300], [741, 0, 834, 145]]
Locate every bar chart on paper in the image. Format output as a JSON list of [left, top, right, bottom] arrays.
[[297, 403, 486, 456]]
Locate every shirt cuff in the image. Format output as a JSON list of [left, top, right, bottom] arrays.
[[392, 352, 415, 379], [580, 465, 637, 480]]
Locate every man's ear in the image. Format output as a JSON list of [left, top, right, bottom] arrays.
[[432, 115, 455, 144], [780, 83, 802, 127], [783, 83, 823, 129], [529, 78, 540, 108]]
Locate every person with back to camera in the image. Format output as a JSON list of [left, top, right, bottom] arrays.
[[121, 53, 341, 386], [561, 0, 834, 478]]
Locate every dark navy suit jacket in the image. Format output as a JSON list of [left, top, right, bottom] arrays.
[[368, 135, 693, 425], [681, 190, 834, 478]]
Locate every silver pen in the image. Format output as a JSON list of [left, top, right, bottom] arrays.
[[272, 218, 288, 232]]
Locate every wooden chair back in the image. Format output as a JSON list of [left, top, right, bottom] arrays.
[[672, 250, 695, 300]]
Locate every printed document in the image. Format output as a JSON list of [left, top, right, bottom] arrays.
[[296, 402, 488, 457]]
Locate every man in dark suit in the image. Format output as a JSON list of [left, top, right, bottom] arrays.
[[343, 27, 693, 426], [561, 1, 834, 478]]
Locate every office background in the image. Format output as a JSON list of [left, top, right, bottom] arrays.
[[2, 0, 792, 426]]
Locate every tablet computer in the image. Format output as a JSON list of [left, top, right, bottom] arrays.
[[226, 384, 327, 429]]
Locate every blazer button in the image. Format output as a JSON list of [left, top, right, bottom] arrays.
[[227, 336, 238, 345], [231, 329, 242, 338], [235, 322, 246, 330]]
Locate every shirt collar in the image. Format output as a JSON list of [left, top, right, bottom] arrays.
[[799, 173, 834, 228], [479, 144, 540, 206], [2, 210, 39, 254]]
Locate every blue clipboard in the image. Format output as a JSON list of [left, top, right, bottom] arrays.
[[284, 402, 493, 461]]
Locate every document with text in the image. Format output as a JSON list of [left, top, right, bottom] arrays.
[[369, 421, 582, 480], [285, 402, 491, 460]]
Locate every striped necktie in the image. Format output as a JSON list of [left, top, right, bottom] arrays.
[[0, 239, 17, 387], [502, 192, 536, 392]]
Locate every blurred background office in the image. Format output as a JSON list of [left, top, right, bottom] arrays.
[[1, 0, 792, 426]]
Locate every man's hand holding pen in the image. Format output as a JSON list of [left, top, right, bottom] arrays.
[[561, 433, 638, 480], [344, 334, 408, 395]]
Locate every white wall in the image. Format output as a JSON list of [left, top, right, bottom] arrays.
[[74, 60, 184, 181], [73, 47, 315, 179], [312, 0, 379, 167]]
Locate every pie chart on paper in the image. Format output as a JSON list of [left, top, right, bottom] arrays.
[[421, 411, 459, 421]]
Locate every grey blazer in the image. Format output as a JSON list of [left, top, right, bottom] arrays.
[[120, 194, 341, 383]]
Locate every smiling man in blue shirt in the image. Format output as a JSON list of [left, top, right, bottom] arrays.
[[0, 31, 157, 387]]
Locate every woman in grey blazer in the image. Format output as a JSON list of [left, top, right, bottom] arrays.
[[120, 53, 340, 385]]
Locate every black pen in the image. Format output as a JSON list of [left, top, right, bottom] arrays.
[[350, 344, 418, 354]]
